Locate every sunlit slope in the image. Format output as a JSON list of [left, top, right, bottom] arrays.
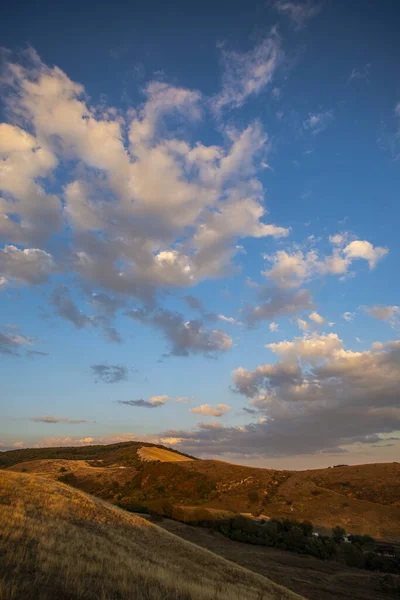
[[0, 471, 304, 600], [138, 445, 195, 462]]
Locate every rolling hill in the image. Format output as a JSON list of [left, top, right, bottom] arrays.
[[0, 470, 303, 600], [2, 441, 400, 541]]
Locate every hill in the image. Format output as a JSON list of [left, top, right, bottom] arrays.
[[0, 440, 196, 468], [0, 470, 303, 600], [2, 442, 400, 541]]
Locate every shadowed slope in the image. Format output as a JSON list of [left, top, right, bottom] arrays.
[[0, 471, 303, 600]]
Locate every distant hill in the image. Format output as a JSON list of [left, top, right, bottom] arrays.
[[0, 440, 196, 468], [0, 470, 303, 600], [2, 442, 400, 541]]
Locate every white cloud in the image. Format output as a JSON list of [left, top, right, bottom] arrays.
[[190, 403, 231, 417], [303, 110, 334, 135], [349, 64, 370, 82], [272, 1, 323, 29], [362, 304, 399, 327], [267, 332, 344, 363], [0, 245, 54, 285], [1, 52, 288, 302], [295, 317, 311, 331], [30, 416, 88, 424], [343, 240, 388, 269], [213, 33, 282, 113], [269, 321, 279, 332], [0, 123, 60, 245], [224, 334, 400, 456], [262, 236, 388, 289], [218, 314, 236, 324], [342, 312, 354, 322], [309, 311, 325, 325]]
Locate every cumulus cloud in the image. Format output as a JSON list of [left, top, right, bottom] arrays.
[[0, 51, 287, 310], [309, 311, 325, 325], [362, 304, 399, 327], [343, 240, 388, 268], [269, 321, 279, 332], [244, 288, 314, 326], [125, 307, 232, 357], [303, 110, 334, 134], [272, 1, 323, 29], [190, 403, 231, 417], [213, 33, 282, 113], [30, 416, 88, 424], [0, 122, 61, 245], [174, 334, 400, 457], [262, 236, 388, 289], [0, 245, 54, 285], [91, 364, 128, 383]]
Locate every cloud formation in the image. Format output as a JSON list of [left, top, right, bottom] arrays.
[[362, 304, 399, 327], [0, 245, 54, 285], [125, 308, 232, 356], [30, 416, 88, 424], [91, 364, 128, 383], [303, 110, 334, 134], [118, 395, 168, 408], [213, 33, 282, 113], [1, 51, 287, 308], [244, 289, 314, 326], [262, 235, 388, 289], [272, 1, 323, 29], [190, 403, 231, 417], [0, 329, 34, 356]]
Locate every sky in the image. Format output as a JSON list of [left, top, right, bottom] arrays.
[[1, 0, 399, 469]]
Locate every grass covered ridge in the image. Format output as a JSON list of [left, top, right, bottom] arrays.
[[0, 471, 303, 600]]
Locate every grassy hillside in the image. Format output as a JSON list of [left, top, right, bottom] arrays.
[[0, 471, 303, 600], [0, 440, 196, 468], [3, 442, 400, 541]]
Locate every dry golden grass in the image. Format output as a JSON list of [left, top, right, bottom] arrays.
[[137, 446, 194, 463], [0, 471, 303, 600]]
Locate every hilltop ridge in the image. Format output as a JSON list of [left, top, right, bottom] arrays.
[[2, 442, 400, 541]]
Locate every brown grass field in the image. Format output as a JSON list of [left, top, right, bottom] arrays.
[[6, 444, 400, 541], [137, 446, 195, 462], [0, 470, 304, 600]]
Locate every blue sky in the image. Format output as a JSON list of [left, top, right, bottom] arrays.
[[1, 0, 399, 468]]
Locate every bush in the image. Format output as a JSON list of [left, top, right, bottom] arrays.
[[332, 526, 346, 543], [299, 520, 313, 536], [59, 467, 68, 473], [340, 543, 365, 568], [247, 490, 260, 503]]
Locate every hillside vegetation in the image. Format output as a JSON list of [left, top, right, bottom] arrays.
[[3, 442, 400, 541], [0, 471, 303, 600]]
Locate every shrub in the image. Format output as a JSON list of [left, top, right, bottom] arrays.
[[332, 526, 346, 543], [340, 543, 365, 568], [59, 467, 68, 473], [247, 490, 260, 503]]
